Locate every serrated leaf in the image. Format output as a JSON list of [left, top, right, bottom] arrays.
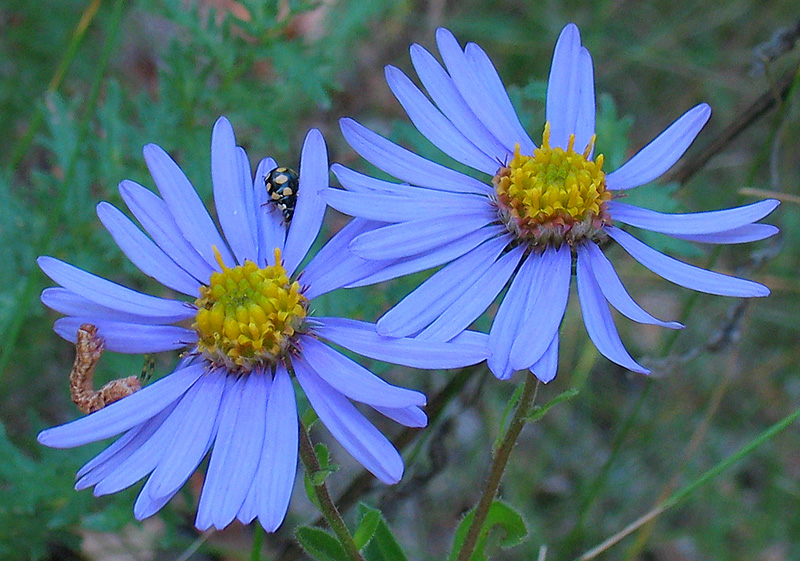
[[526, 388, 579, 424], [295, 526, 349, 561], [449, 501, 528, 561]]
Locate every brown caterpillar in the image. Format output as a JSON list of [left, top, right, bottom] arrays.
[[70, 324, 141, 414]]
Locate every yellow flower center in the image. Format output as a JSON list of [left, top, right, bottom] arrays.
[[193, 247, 308, 372], [493, 122, 611, 246]]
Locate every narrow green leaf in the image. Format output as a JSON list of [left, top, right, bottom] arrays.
[[449, 501, 528, 561], [493, 383, 525, 452], [295, 526, 349, 561], [526, 388, 579, 424], [353, 508, 381, 550]]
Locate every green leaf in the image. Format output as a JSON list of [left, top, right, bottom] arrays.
[[295, 526, 349, 561], [526, 388, 580, 424], [449, 501, 528, 561], [353, 505, 381, 550], [359, 503, 409, 561]]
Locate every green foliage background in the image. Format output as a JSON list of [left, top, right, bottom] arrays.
[[1, 1, 799, 560]]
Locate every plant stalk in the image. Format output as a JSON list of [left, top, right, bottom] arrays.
[[455, 374, 539, 561]]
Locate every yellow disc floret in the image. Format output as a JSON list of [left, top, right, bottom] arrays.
[[193, 247, 307, 372], [493, 122, 611, 246]]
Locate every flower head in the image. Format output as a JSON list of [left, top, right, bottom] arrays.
[[37, 117, 489, 531], [323, 24, 778, 381]]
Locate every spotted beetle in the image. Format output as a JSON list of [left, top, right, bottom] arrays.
[[264, 166, 299, 222]]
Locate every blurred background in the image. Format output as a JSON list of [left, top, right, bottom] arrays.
[[1, 1, 799, 560]]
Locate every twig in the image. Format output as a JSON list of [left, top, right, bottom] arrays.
[[298, 419, 365, 561], [455, 375, 539, 561], [666, 62, 800, 185]]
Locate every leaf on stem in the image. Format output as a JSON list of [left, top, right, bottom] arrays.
[[449, 501, 528, 561]]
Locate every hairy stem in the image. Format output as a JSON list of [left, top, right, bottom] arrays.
[[456, 374, 539, 561], [298, 419, 365, 561]]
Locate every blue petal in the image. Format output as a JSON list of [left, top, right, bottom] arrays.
[[91, 366, 209, 496], [530, 334, 560, 383], [253, 157, 286, 267], [340, 118, 492, 194], [578, 242, 683, 329], [386, 65, 500, 174], [302, 218, 386, 299], [574, 47, 596, 156], [238, 146, 259, 257], [409, 43, 510, 160], [420, 244, 524, 342], [607, 226, 770, 297], [670, 224, 779, 244], [196, 373, 267, 530], [464, 41, 537, 154], [487, 252, 538, 380], [608, 199, 779, 235], [118, 180, 215, 281], [38, 257, 195, 321], [606, 104, 711, 191], [323, 184, 489, 223], [576, 251, 650, 373], [346, 226, 509, 288], [53, 317, 197, 354], [256, 365, 298, 532], [299, 336, 426, 408], [97, 202, 200, 296], [294, 359, 404, 484], [75, 406, 175, 490], [42, 288, 184, 326], [546, 23, 583, 149], [372, 405, 427, 428], [314, 318, 490, 369], [133, 473, 178, 520], [211, 117, 258, 265], [38, 363, 205, 449], [146, 368, 226, 499], [349, 213, 495, 260], [143, 143, 235, 268], [509, 245, 572, 371], [284, 129, 329, 276], [436, 28, 534, 154], [376, 239, 506, 337]]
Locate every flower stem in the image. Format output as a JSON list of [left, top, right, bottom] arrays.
[[298, 419, 365, 561], [250, 524, 264, 561], [456, 374, 539, 561]]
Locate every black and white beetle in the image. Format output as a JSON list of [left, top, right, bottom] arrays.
[[264, 166, 299, 222]]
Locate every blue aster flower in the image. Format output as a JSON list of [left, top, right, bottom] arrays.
[[37, 117, 488, 531], [323, 24, 779, 381]]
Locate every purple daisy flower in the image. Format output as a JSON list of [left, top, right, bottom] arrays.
[[37, 117, 488, 532], [323, 24, 779, 381]]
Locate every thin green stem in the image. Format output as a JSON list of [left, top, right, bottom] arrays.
[[0, 0, 125, 384], [576, 404, 800, 560], [250, 524, 264, 561], [298, 419, 365, 561], [8, 0, 104, 173], [455, 374, 539, 561], [62, 0, 127, 217], [281, 365, 480, 561]]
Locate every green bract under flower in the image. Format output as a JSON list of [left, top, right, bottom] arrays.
[[493, 122, 611, 247], [193, 247, 308, 371]]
